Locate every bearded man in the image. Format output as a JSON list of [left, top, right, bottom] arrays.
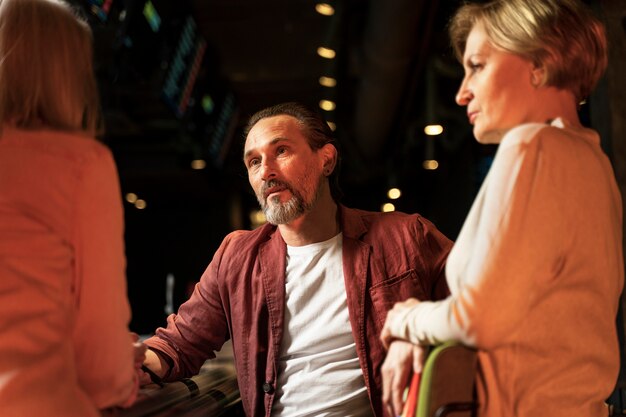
[[139, 102, 452, 417]]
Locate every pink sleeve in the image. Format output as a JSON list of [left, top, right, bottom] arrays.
[[72, 145, 138, 409]]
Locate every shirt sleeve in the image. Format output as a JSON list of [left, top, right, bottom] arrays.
[[415, 215, 453, 301], [144, 235, 232, 379], [72, 144, 138, 408], [387, 126, 565, 348]]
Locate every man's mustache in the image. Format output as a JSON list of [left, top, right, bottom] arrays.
[[261, 179, 293, 199]]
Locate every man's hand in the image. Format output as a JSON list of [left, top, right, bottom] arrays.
[[130, 332, 147, 368], [381, 340, 426, 417], [139, 345, 171, 387], [130, 333, 151, 386]]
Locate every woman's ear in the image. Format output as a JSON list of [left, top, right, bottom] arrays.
[[530, 64, 546, 88]]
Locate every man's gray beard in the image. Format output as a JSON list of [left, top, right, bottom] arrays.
[[263, 195, 306, 225], [259, 178, 323, 225]]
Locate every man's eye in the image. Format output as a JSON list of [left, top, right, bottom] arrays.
[[248, 159, 260, 167]]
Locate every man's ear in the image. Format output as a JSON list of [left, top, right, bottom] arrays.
[[320, 143, 338, 175]]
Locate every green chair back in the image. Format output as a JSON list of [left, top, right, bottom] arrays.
[[415, 341, 478, 417]]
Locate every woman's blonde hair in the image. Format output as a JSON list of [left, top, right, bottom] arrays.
[[0, 0, 102, 136], [449, 0, 608, 102]]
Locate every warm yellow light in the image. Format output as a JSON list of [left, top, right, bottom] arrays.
[[125, 192, 138, 203], [423, 160, 439, 170], [319, 100, 336, 111], [135, 199, 147, 209], [382, 203, 396, 212], [424, 124, 444, 136], [317, 47, 336, 59], [249, 210, 266, 228], [315, 3, 335, 16], [191, 159, 206, 170], [327, 121, 336, 131], [319, 76, 337, 87], [387, 188, 402, 200]]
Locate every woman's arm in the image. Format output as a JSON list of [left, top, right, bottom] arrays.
[[383, 126, 563, 348], [72, 144, 138, 409]]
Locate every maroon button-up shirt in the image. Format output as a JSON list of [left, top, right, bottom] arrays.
[[145, 205, 452, 417]]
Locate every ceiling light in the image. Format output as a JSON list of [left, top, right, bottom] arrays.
[[125, 192, 138, 203], [424, 124, 444, 136], [319, 100, 336, 111], [423, 160, 439, 170], [319, 76, 337, 87], [315, 3, 335, 16], [387, 188, 401, 200], [317, 47, 336, 59], [382, 203, 395, 212], [191, 159, 206, 170], [135, 199, 147, 209]]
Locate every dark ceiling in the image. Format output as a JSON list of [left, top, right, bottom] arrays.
[[82, 0, 474, 214]]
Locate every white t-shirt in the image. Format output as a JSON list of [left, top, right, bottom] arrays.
[[271, 233, 373, 417]]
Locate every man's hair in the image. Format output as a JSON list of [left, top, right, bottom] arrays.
[[244, 102, 343, 202], [449, 0, 607, 102], [0, 0, 102, 136]]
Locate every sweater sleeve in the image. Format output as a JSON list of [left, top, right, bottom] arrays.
[[387, 125, 564, 348], [72, 145, 138, 409]]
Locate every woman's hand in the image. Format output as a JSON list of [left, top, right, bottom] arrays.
[[380, 297, 421, 349]]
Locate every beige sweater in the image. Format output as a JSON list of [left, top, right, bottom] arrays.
[[388, 118, 623, 416], [0, 127, 138, 416]]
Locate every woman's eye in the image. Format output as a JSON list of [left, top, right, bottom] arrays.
[[469, 62, 482, 72]]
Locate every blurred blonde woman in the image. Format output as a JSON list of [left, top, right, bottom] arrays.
[[380, 0, 623, 416], [0, 0, 142, 415]]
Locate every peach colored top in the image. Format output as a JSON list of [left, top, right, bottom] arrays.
[[388, 119, 623, 417], [0, 126, 138, 416]]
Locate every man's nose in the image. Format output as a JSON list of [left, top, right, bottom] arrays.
[[260, 159, 277, 181]]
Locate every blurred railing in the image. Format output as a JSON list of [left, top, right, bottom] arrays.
[[102, 364, 241, 417]]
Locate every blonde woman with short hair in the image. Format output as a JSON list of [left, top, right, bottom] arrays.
[[381, 1, 622, 416]]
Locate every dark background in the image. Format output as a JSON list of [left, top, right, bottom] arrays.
[[70, 1, 626, 367]]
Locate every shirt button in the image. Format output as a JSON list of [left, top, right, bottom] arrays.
[[262, 382, 273, 394]]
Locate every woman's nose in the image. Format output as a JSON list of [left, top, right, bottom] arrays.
[[455, 78, 472, 106]]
